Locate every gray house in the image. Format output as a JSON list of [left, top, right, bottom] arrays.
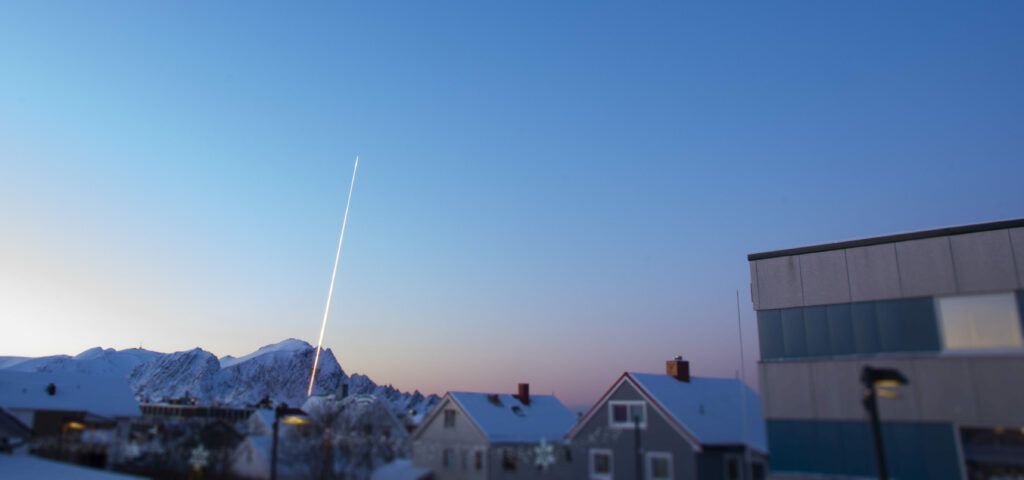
[[411, 384, 577, 480], [566, 358, 767, 480]]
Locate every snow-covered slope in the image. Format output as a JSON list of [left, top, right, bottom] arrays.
[[0, 347, 160, 378], [0, 339, 438, 420]]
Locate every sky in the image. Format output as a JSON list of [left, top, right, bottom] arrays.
[[1, 2, 1022, 408]]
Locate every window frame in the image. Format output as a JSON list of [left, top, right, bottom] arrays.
[[936, 292, 1024, 351], [608, 400, 647, 429], [646, 451, 672, 480], [589, 448, 613, 480]]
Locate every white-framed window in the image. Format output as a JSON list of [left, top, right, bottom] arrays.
[[937, 293, 1023, 350], [646, 451, 672, 480], [442, 448, 456, 468], [443, 409, 456, 428], [589, 448, 613, 480], [608, 400, 647, 428]]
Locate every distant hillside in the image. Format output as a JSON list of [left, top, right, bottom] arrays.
[[0, 339, 438, 421]]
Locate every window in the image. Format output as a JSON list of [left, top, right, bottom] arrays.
[[724, 455, 741, 480], [752, 462, 766, 480], [646, 452, 672, 480], [443, 409, 456, 428], [475, 450, 483, 470], [589, 449, 612, 480], [502, 448, 517, 471], [609, 401, 646, 428], [938, 293, 1023, 350], [442, 448, 455, 468]]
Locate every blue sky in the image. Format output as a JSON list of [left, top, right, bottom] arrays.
[[1, 2, 1022, 407]]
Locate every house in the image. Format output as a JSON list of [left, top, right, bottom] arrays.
[[0, 407, 31, 452], [748, 218, 1024, 479], [230, 434, 275, 480], [565, 358, 768, 480], [0, 370, 140, 467], [411, 383, 577, 480], [0, 454, 148, 480]]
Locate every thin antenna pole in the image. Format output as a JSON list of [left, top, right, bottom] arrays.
[[308, 156, 359, 397], [736, 290, 750, 479]]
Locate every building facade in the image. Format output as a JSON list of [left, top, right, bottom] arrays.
[[748, 219, 1024, 479]]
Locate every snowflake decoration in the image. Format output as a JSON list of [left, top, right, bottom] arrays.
[[122, 442, 141, 460], [189, 443, 210, 471], [533, 438, 556, 471]]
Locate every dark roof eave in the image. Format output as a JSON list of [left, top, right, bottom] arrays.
[[747, 218, 1024, 261]]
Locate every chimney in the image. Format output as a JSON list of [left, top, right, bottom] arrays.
[[517, 383, 530, 405], [666, 356, 690, 382]]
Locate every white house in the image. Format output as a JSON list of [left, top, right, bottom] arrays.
[[411, 383, 576, 480]]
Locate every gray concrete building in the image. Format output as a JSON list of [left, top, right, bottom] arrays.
[[748, 218, 1024, 479]]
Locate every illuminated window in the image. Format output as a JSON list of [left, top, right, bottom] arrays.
[[647, 452, 672, 480], [443, 409, 456, 428], [609, 401, 646, 428], [590, 449, 612, 480], [937, 293, 1023, 350]]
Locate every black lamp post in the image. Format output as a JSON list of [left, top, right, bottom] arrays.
[[271, 403, 309, 480], [860, 366, 908, 480]]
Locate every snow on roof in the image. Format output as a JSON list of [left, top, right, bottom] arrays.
[[448, 392, 576, 445], [0, 370, 141, 419], [371, 458, 432, 480], [627, 373, 767, 453], [0, 454, 147, 479]]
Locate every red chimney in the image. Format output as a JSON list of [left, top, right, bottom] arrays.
[[517, 383, 530, 405], [667, 356, 690, 382]]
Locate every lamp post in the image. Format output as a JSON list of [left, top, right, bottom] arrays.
[[860, 366, 908, 480], [271, 403, 309, 480]]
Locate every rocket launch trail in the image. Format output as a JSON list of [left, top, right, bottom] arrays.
[[308, 156, 359, 397]]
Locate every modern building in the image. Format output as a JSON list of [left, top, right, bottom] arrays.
[[411, 384, 577, 480], [565, 357, 767, 480], [748, 218, 1024, 479]]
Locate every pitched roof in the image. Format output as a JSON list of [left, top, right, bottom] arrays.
[[0, 454, 147, 479], [627, 373, 768, 453], [0, 371, 140, 419], [439, 392, 576, 444]]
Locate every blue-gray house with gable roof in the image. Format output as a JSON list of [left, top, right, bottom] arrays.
[[411, 383, 577, 480], [565, 358, 768, 480]]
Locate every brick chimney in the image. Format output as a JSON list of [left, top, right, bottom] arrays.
[[666, 356, 690, 382], [517, 383, 530, 405]]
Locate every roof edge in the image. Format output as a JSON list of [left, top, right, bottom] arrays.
[[747, 218, 1024, 261]]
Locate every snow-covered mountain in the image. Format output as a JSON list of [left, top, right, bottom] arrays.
[[0, 339, 438, 420], [0, 347, 160, 377]]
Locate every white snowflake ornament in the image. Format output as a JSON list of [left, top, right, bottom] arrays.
[[534, 438, 556, 471], [189, 443, 210, 471]]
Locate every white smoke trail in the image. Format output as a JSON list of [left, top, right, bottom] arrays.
[[308, 156, 359, 397]]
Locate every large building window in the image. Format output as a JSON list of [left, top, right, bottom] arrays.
[[609, 401, 646, 428], [938, 293, 1023, 350], [590, 449, 612, 480]]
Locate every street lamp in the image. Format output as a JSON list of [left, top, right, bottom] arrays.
[[860, 366, 908, 480], [271, 403, 309, 480]]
